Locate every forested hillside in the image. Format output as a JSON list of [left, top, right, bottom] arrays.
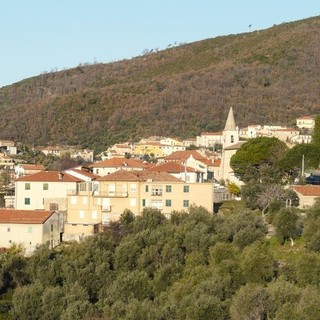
[[1, 16, 320, 150]]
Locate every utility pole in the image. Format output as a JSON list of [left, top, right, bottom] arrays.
[[301, 154, 305, 178]]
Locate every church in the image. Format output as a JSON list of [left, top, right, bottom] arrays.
[[216, 107, 245, 185]]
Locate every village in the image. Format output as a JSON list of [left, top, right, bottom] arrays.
[[0, 109, 318, 255]]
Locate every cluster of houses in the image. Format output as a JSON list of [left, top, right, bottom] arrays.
[[0, 110, 319, 255]]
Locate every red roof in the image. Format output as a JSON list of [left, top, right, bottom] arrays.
[[136, 170, 183, 182], [16, 171, 83, 182], [297, 116, 314, 120], [212, 159, 221, 167], [292, 185, 320, 196], [98, 169, 182, 182], [89, 157, 147, 169], [98, 170, 141, 181], [20, 164, 45, 171], [0, 210, 55, 224], [147, 162, 197, 173], [164, 150, 207, 161]]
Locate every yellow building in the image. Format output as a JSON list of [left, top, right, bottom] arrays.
[[133, 141, 166, 158], [64, 170, 214, 240]]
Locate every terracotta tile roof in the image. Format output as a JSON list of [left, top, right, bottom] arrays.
[[98, 169, 183, 182], [135, 170, 183, 182], [0, 209, 55, 224], [212, 159, 221, 167], [98, 170, 142, 181], [16, 171, 83, 182], [297, 116, 313, 120], [164, 150, 207, 161], [198, 159, 214, 166], [19, 164, 45, 171], [292, 185, 320, 196], [147, 162, 197, 173], [89, 157, 147, 169]]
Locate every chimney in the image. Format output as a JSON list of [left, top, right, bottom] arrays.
[[58, 172, 63, 180]]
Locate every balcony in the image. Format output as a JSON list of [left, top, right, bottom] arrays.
[[151, 189, 163, 196], [93, 191, 128, 198]]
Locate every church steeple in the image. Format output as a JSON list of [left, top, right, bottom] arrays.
[[224, 107, 236, 131], [222, 107, 239, 148]]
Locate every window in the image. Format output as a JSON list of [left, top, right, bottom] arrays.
[[142, 199, 146, 207], [130, 198, 137, 207], [82, 197, 88, 205], [7, 227, 10, 232], [91, 211, 98, 219], [50, 224, 54, 232], [231, 135, 234, 143], [183, 185, 190, 193], [109, 184, 116, 195], [165, 199, 172, 207], [151, 200, 163, 210], [79, 182, 87, 192], [25, 183, 31, 190], [24, 198, 30, 205], [130, 184, 137, 192], [166, 185, 172, 192], [43, 183, 49, 190], [183, 200, 189, 207], [79, 210, 85, 219], [145, 185, 149, 192], [27, 226, 33, 233], [70, 196, 77, 205], [49, 203, 59, 211], [151, 187, 162, 196]]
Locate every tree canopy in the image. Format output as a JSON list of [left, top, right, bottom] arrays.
[[230, 137, 288, 183], [0, 203, 319, 319]]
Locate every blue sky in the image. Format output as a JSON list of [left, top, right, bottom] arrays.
[[1, 0, 320, 87]]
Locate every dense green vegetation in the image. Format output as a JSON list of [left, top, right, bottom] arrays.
[[0, 16, 320, 150], [1, 202, 320, 319]]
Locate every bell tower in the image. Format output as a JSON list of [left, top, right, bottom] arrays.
[[222, 107, 239, 148]]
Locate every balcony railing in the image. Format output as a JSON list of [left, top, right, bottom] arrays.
[[93, 191, 128, 198], [151, 190, 163, 196], [67, 189, 93, 196]]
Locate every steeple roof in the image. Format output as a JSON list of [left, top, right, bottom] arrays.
[[224, 107, 236, 131]]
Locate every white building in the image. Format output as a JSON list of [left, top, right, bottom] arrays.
[[0, 209, 62, 255], [196, 132, 223, 148], [15, 171, 84, 211], [296, 116, 315, 130]]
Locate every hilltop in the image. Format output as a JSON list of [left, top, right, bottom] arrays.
[[1, 16, 320, 151]]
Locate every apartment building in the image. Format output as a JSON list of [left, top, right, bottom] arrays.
[[64, 169, 214, 240]]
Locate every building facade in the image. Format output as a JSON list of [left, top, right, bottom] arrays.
[[0, 209, 62, 255]]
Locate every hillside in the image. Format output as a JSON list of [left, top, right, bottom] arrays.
[[1, 16, 320, 151]]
